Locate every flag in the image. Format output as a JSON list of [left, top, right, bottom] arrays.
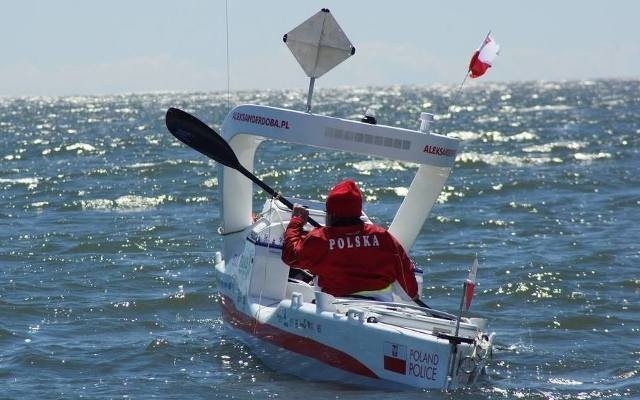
[[383, 341, 407, 375], [468, 33, 500, 79], [463, 256, 479, 310]]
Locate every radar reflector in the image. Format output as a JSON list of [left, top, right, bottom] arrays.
[[283, 9, 355, 112]]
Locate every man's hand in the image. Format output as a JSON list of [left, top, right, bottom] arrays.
[[291, 203, 309, 225]]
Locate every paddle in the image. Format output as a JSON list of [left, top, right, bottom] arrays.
[[164, 107, 321, 228]]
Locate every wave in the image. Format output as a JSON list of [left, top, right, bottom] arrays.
[[523, 141, 588, 153], [202, 177, 218, 188], [573, 152, 612, 161], [456, 151, 563, 167], [448, 130, 538, 143], [80, 195, 175, 211], [0, 177, 40, 189], [517, 104, 574, 113], [41, 142, 102, 156], [349, 159, 414, 173]]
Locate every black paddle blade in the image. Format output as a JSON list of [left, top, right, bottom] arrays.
[[164, 107, 322, 228], [165, 107, 240, 169]]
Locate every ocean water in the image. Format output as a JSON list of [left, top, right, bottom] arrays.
[[1, 80, 639, 399]]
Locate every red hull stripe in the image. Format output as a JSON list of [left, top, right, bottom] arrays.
[[219, 295, 379, 379]]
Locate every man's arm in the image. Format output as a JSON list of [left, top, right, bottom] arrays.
[[390, 234, 419, 299], [281, 204, 309, 267]]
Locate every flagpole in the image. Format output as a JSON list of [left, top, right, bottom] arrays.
[[448, 72, 469, 116], [453, 283, 467, 338], [448, 281, 467, 390], [446, 255, 479, 390], [479, 30, 492, 49]]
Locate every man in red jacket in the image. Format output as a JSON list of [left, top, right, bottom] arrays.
[[281, 179, 418, 300]]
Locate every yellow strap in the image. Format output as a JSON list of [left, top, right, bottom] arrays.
[[352, 284, 393, 297]]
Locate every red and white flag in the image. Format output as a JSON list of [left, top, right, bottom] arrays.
[[463, 256, 479, 310], [468, 33, 500, 79], [383, 341, 407, 375]]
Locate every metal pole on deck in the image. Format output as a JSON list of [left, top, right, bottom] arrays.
[[306, 77, 315, 113], [446, 280, 468, 390]]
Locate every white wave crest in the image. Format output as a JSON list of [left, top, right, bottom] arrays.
[[80, 199, 113, 210], [447, 130, 538, 143], [0, 177, 40, 189], [518, 104, 574, 113], [128, 162, 159, 169], [66, 143, 96, 152], [350, 160, 415, 174], [548, 377, 583, 386], [115, 195, 173, 208], [42, 142, 101, 155], [81, 195, 174, 210], [446, 131, 480, 141], [574, 152, 612, 161], [0, 177, 39, 185], [523, 141, 588, 153], [457, 152, 562, 167], [202, 178, 218, 188], [392, 187, 409, 197]]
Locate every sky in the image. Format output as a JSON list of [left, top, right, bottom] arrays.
[[2, 0, 639, 97]]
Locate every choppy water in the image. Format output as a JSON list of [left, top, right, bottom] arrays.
[[1, 80, 639, 399]]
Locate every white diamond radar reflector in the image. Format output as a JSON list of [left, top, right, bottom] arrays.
[[283, 8, 355, 79]]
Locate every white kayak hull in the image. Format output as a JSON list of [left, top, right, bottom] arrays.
[[216, 259, 494, 391]]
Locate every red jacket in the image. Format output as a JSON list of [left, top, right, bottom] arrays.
[[282, 216, 418, 298]]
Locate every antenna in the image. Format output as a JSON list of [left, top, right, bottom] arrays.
[[283, 8, 355, 113], [224, 0, 231, 113]]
